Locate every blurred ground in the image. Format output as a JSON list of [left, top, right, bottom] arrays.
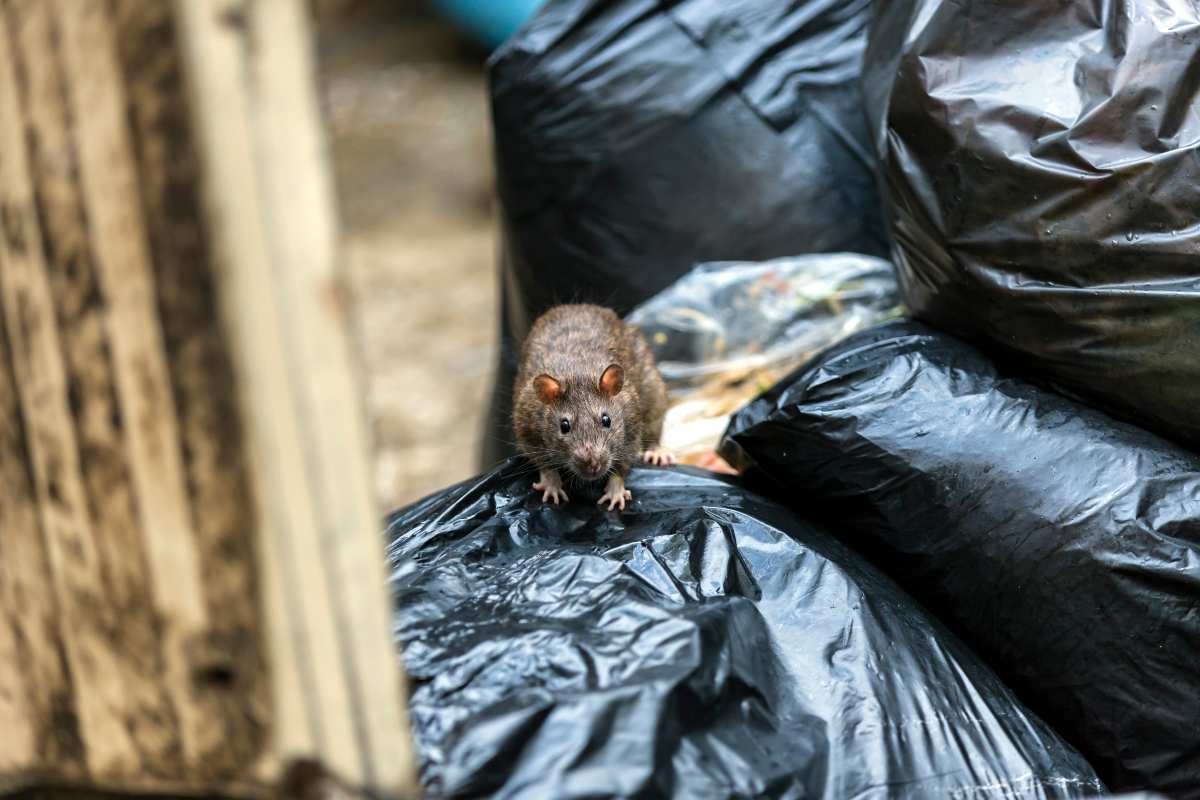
[[316, 2, 498, 510]]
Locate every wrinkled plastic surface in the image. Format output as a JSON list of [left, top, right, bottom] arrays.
[[721, 320, 1200, 797], [862, 0, 1200, 449], [387, 460, 1104, 798], [482, 0, 888, 466], [625, 254, 899, 466], [627, 254, 899, 386]]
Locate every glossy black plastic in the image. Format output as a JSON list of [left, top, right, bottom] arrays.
[[387, 460, 1103, 798], [481, 0, 888, 466], [722, 321, 1200, 797], [862, 0, 1200, 449]]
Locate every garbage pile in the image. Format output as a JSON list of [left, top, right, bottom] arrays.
[[387, 0, 1200, 796]]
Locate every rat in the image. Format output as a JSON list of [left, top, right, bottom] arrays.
[[512, 303, 675, 511]]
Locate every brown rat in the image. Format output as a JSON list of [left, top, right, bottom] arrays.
[[513, 303, 674, 510]]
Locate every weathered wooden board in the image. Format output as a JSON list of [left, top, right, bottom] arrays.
[[0, 0, 415, 796]]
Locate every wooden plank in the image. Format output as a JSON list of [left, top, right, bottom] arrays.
[[172, 0, 416, 791], [0, 0, 416, 794], [107, 0, 272, 780], [0, 1, 154, 779], [241, 0, 417, 788], [0, 203, 78, 783], [169, 0, 360, 782], [52, 0, 214, 774]]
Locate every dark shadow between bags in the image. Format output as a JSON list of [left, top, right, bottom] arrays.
[[387, 460, 1103, 798], [721, 320, 1200, 797]]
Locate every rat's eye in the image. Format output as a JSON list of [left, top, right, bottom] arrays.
[[600, 413, 612, 428], [560, 418, 571, 434]]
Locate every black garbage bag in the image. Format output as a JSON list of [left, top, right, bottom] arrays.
[[481, 0, 889, 466], [721, 320, 1200, 797], [387, 460, 1104, 798], [861, 0, 1200, 449]]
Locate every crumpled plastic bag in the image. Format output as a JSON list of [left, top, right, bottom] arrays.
[[481, 0, 888, 467], [387, 460, 1103, 798], [862, 0, 1200, 449], [625, 253, 899, 470], [722, 320, 1200, 797]]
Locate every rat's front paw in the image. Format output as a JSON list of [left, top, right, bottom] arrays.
[[533, 469, 569, 505], [598, 475, 632, 511], [641, 447, 677, 466]]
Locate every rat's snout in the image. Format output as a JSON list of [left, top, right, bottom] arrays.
[[572, 446, 609, 480]]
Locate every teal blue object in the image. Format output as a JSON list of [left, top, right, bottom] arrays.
[[430, 0, 543, 50]]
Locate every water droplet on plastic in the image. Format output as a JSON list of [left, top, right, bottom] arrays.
[[1126, 231, 1138, 242]]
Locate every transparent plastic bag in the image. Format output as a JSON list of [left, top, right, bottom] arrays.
[[626, 253, 900, 469]]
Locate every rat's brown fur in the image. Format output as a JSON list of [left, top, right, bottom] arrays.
[[513, 304, 668, 493]]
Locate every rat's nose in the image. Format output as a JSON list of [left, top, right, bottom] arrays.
[[575, 449, 606, 478]]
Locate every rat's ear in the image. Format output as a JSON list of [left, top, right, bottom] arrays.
[[598, 364, 624, 397], [533, 374, 562, 405]]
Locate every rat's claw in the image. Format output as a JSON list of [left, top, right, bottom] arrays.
[[533, 482, 568, 505], [597, 491, 630, 511], [598, 476, 632, 511], [641, 447, 677, 466], [533, 471, 568, 505]]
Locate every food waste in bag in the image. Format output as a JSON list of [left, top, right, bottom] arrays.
[[387, 461, 1104, 798], [626, 253, 899, 471]]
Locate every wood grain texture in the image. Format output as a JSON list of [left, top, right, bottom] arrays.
[[0, 0, 415, 795], [173, 0, 415, 790], [107, 0, 271, 780], [0, 1, 157, 778]]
